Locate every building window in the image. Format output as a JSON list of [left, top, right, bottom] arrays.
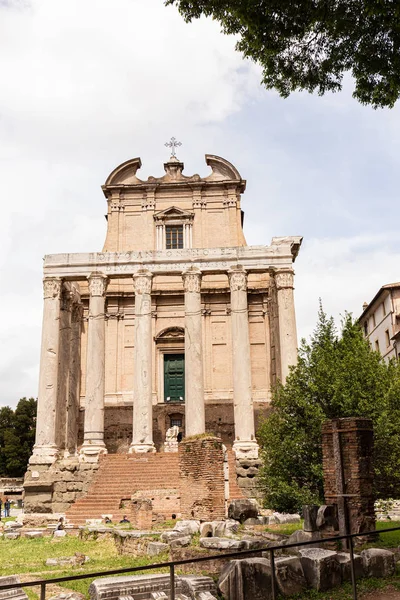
[[385, 329, 390, 347], [375, 340, 380, 352], [364, 321, 368, 336], [170, 417, 182, 428], [165, 225, 184, 249], [382, 301, 386, 316], [372, 313, 376, 328]]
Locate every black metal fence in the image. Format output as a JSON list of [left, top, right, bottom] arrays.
[[1, 526, 399, 600]]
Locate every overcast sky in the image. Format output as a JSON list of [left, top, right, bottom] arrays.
[[1, 0, 399, 407]]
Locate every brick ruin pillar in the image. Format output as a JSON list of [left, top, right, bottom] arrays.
[[178, 435, 226, 521], [322, 417, 375, 536]]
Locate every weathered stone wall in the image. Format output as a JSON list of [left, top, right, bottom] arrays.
[[78, 403, 270, 455], [179, 435, 225, 521], [24, 459, 99, 514], [322, 417, 375, 535]]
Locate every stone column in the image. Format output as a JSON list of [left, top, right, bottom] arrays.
[[129, 269, 156, 453], [183, 267, 205, 436], [228, 267, 259, 459], [30, 277, 63, 465], [65, 300, 83, 456], [56, 283, 73, 451], [80, 273, 108, 461], [274, 268, 298, 383]]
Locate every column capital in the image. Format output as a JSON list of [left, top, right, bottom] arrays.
[[133, 269, 153, 295], [88, 273, 108, 297], [274, 268, 295, 290], [182, 267, 202, 293], [228, 266, 248, 292], [43, 277, 62, 300]]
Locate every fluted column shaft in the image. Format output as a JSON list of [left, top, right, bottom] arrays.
[[130, 270, 156, 453], [30, 278, 63, 464], [275, 269, 298, 383], [183, 268, 205, 436], [80, 273, 108, 460], [229, 267, 259, 459]]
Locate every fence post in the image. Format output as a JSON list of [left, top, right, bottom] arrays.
[[348, 534, 358, 600], [169, 564, 175, 600], [40, 583, 46, 600], [269, 548, 277, 600]]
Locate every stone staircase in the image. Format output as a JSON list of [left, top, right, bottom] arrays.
[[66, 450, 243, 526]]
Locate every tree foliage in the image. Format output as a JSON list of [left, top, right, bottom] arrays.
[[257, 306, 400, 513], [167, 0, 400, 108], [0, 398, 37, 477]]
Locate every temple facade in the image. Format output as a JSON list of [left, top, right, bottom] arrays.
[[27, 152, 302, 500]]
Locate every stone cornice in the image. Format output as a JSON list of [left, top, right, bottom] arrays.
[[43, 237, 302, 279]]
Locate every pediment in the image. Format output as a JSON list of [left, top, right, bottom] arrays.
[[154, 206, 194, 221], [155, 326, 185, 341]]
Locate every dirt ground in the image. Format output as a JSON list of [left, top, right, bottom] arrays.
[[361, 586, 400, 599]]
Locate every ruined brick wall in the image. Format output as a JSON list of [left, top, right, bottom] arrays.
[[322, 417, 375, 535], [179, 436, 225, 521]]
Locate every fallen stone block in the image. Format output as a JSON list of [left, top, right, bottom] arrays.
[[90, 574, 217, 600], [4, 532, 20, 540], [274, 556, 308, 596], [53, 530, 67, 538], [218, 558, 273, 600], [161, 530, 189, 543], [149, 594, 168, 599], [0, 576, 28, 600], [316, 505, 338, 531], [299, 548, 341, 591], [242, 536, 267, 550], [361, 548, 395, 578], [180, 575, 218, 598], [336, 552, 364, 581], [200, 537, 246, 551], [273, 512, 301, 524], [147, 542, 169, 556], [302, 505, 319, 532], [169, 536, 191, 548], [197, 594, 218, 600], [48, 594, 85, 600], [286, 529, 322, 549], [228, 499, 258, 523], [24, 531, 43, 539], [173, 520, 200, 535], [243, 517, 269, 526], [199, 522, 214, 538]]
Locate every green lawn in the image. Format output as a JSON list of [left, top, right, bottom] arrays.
[[0, 535, 168, 598]]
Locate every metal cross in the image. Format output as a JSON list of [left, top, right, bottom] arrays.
[[165, 137, 182, 158]]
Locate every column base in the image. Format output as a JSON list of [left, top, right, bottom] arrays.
[[29, 444, 59, 465], [232, 440, 259, 460], [79, 443, 108, 463], [128, 442, 156, 454]]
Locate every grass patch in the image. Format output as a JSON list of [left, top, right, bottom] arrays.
[[0, 535, 169, 599], [264, 520, 304, 536]]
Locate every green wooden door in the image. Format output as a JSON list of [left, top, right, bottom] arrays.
[[164, 354, 185, 403]]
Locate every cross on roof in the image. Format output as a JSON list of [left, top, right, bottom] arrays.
[[165, 137, 182, 158]]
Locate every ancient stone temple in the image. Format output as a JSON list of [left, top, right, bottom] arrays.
[[24, 150, 302, 514]]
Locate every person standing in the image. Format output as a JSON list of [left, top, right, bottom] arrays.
[[4, 499, 10, 518]]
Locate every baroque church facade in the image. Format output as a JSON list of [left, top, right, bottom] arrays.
[[28, 151, 302, 481]]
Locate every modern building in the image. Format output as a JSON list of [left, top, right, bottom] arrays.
[[25, 150, 302, 513], [360, 283, 400, 361]]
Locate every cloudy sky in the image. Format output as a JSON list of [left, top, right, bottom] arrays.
[[1, 0, 399, 407]]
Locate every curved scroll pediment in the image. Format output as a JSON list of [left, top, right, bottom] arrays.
[[104, 157, 143, 186], [155, 326, 185, 341]]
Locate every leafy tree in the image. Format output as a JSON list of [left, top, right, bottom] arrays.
[[0, 398, 37, 477], [258, 306, 399, 513], [167, 0, 400, 108]]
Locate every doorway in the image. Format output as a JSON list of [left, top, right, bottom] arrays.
[[164, 353, 185, 403]]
